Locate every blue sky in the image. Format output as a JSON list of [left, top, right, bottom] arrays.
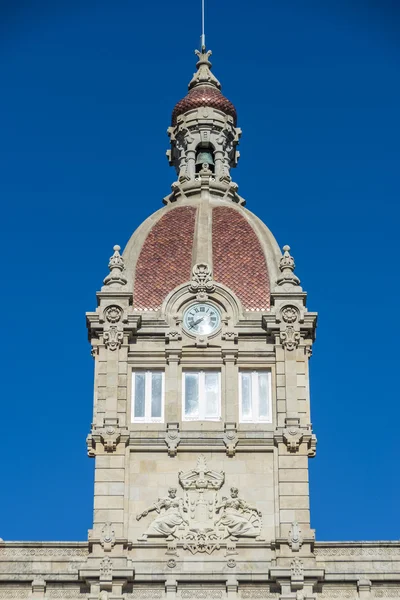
[[0, 0, 399, 541]]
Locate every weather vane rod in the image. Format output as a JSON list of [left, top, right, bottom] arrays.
[[201, 0, 206, 49]]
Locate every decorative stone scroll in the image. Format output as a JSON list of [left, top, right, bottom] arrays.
[[136, 454, 262, 554]]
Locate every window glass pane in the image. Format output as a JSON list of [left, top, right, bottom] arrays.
[[241, 373, 252, 419], [204, 372, 219, 417], [185, 373, 199, 417], [134, 373, 145, 418], [258, 372, 269, 419], [151, 372, 162, 418]]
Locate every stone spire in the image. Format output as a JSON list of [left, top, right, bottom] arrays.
[[103, 245, 127, 287], [276, 245, 301, 288]]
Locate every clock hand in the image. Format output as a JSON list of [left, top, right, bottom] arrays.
[[189, 317, 204, 330]]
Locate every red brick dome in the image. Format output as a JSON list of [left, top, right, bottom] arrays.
[[172, 85, 237, 126]]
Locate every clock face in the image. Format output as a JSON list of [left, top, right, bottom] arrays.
[[183, 303, 221, 336]]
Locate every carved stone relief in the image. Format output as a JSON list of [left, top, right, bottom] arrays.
[[282, 423, 304, 453], [240, 589, 279, 599], [277, 419, 317, 457], [103, 326, 123, 351], [291, 558, 304, 582], [280, 326, 301, 351], [281, 305, 299, 324], [100, 522, 116, 552], [86, 418, 128, 456], [223, 422, 238, 457], [100, 556, 112, 582], [126, 591, 163, 600], [0, 590, 30, 600], [373, 589, 400, 598], [136, 455, 262, 554], [289, 521, 303, 552], [318, 587, 358, 599], [165, 422, 181, 457], [102, 304, 124, 351], [181, 590, 223, 600], [189, 263, 215, 297]]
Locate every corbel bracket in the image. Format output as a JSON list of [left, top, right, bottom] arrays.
[[275, 418, 317, 457], [223, 422, 238, 457], [165, 423, 181, 457], [86, 418, 129, 457]]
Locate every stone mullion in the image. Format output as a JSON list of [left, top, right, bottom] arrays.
[[105, 348, 119, 421], [117, 345, 128, 428], [275, 344, 286, 428], [96, 346, 108, 427], [165, 354, 181, 423], [296, 346, 309, 426], [284, 348, 299, 419], [223, 351, 238, 423]]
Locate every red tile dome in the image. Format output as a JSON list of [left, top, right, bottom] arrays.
[[133, 206, 197, 311], [212, 207, 270, 311], [172, 85, 237, 126], [131, 203, 272, 312]]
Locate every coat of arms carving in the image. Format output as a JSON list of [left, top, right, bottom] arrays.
[[136, 455, 262, 554]]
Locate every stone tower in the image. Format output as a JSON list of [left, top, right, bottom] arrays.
[[84, 47, 319, 598], [1, 45, 399, 600]]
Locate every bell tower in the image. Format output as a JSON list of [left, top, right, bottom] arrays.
[[84, 46, 320, 600]]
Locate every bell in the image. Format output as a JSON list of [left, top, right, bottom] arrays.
[[195, 150, 214, 166]]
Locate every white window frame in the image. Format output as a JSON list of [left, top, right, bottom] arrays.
[[131, 370, 165, 424], [238, 370, 272, 424], [182, 370, 221, 422]]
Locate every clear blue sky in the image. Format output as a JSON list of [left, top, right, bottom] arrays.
[[0, 0, 399, 542]]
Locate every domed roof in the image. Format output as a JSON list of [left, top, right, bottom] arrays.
[[123, 200, 281, 313], [171, 48, 237, 126], [172, 85, 237, 126]]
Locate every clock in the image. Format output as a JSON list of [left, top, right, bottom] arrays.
[[183, 303, 221, 335]]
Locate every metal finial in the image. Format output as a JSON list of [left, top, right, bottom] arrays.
[[201, 0, 206, 50]]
